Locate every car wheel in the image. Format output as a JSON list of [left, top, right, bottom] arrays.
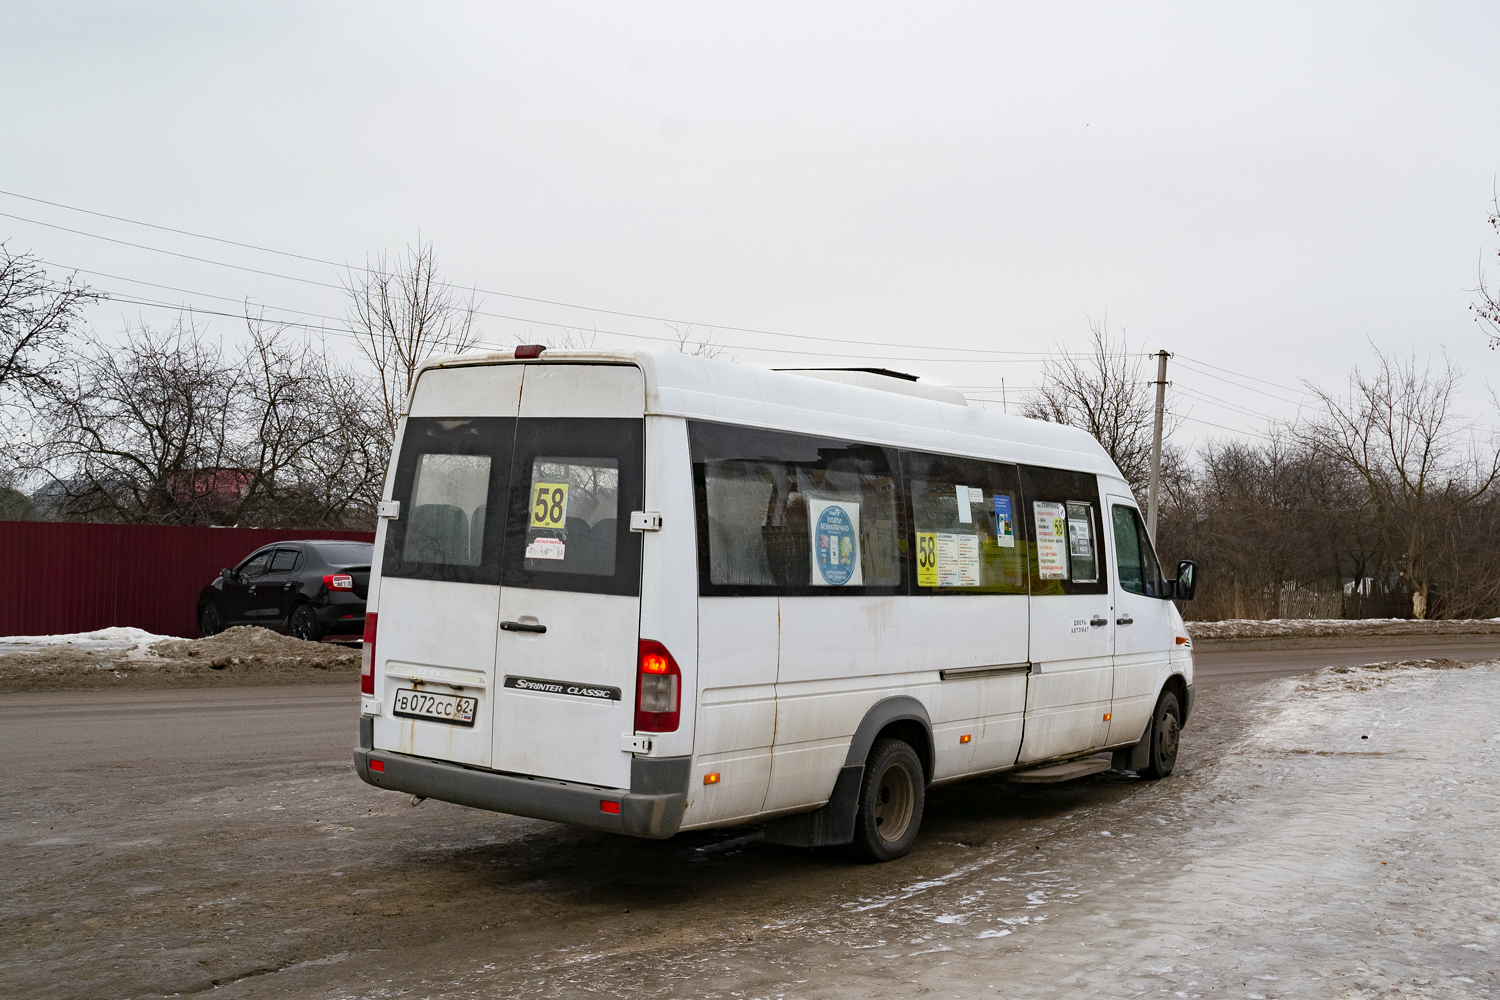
[[850, 738, 925, 862], [1138, 690, 1182, 780], [198, 602, 224, 637], [289, 604, 322, 643]]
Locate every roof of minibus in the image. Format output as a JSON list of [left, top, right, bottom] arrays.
[[415, 349, 1125, 481]]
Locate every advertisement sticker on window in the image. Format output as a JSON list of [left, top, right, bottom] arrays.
[[808, 498, 863, 587], [1033, 500, 1068, 580], [994, 494, 1015, 548]]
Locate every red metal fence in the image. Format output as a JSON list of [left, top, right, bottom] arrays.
[[0, 521, 375, 639]]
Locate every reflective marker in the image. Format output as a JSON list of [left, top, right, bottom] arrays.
[[600, 800, 621, 814], [369, 759, 385, 772], [703, 772, 721, 785]]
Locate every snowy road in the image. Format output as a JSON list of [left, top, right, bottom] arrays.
[[2, 654, 1497, 998]]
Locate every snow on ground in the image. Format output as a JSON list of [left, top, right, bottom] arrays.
[[1187, 617, 1500, 640], [0, 626, 175, 654]]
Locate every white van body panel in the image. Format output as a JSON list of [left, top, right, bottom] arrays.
[[361, 349, 1192, 842], [636, 415, 699, 762], [374, 576, 499, 768], [684, 596, 778, 828]]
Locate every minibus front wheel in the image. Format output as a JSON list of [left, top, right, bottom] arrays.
[[851, 738, 926, 862], [1138, 690, 1182, 780]]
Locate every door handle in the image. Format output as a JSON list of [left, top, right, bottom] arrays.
[[1116, 616, 1134, 626], [501, 620, 547, 634], [1089, 617, 1108, 627]]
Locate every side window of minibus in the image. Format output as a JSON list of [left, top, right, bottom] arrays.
[[1112, 504, 1169, 598], [1018, 465, 1108, 596], [903, 452, 1027, 594], [689, 422, 905, 596]]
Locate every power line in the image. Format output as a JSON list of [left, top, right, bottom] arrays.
[[1173, 412, 1275, 442], [0, 191, 1075, 358], [1171, 382, 1284, 424], [11, 216, 1067, 363], [1175, 352, 1313, 398]]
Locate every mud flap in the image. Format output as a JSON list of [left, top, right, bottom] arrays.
[[1112, 731, 1153, 772], [762, 764, 864, 847]]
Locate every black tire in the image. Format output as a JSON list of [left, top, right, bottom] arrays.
[[198, 602, 224, 637], [850, 738, 925, 862], [289, 604, 322, 643], [1138, 690, 1182, 780]]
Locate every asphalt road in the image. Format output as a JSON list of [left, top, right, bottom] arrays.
[[4, 637, 1498, 998], [1190, 634, 1500, 687]]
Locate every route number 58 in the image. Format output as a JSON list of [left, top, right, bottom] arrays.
[[530, 482, 570, 528]]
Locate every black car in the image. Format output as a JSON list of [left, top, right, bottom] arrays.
[[197, 540, 373, 642]]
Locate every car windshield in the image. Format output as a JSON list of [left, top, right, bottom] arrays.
[[312, 541, 374, 566]]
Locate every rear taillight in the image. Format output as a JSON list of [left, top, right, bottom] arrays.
[[361, 612, 377, 695], [324, 574, 354, 591], [635, 639, 681, 733]]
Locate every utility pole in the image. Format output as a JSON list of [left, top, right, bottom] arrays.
[[1146, 350, 1170, 543]]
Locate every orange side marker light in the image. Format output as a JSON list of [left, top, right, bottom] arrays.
[[1176, 636, 1190, 645], [1103, 713, 1112, 721], [703, 772, 722, 785], [959, 734, 972, 744]]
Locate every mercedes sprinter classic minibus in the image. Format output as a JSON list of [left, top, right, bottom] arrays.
[[354, 349, 1196, 861]]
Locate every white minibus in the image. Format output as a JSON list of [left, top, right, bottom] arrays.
[[354, 348, 1197, 861]]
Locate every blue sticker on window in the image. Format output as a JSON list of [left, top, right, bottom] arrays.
[[994, 494, 1015, 548], [814, 504, 857, 586]]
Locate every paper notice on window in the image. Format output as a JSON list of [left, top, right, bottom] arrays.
[[1033, 501, 1068, 580], [936, 532, 981, 587], [967, 487, 984, 507], [525, 537, 566, 560], [993, 495, 1015, 547], [954, 485, 972, 524], [808, 497, 863, 587]]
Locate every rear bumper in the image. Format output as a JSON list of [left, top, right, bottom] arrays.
[[353, 746, 689, 840]]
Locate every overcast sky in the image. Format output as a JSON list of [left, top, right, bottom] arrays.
[[3, 2, 1499, 449]]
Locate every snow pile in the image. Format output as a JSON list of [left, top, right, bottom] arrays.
[[0, 626, 358, 692], [0, 626, 175, 653], [1187, 618, 1500, 641]]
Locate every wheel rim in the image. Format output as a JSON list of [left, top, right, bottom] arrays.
[[872, 759, 915, 843], [292, 610, 314, 639], [202, 606, 221, 634], [1158, 711, 1180, 764]]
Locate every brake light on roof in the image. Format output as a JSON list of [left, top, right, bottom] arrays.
[[361, 613, 377, 695], [635, 639, 681, 733], [324, 574, 354, 591]]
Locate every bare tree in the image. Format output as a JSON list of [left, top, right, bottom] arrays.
[[33, 316, 385, 528], [0, 245, 99, 411], [1301, 349, 1499, 619], [344, 241, 482, 435], [36, 319, 238, 523], [1473, 191, 1500, 347], [667, 323, 728, 360], [1022, 318, 1167, 493]]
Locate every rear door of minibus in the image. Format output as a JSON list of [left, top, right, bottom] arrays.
[[489, 364, 646, 790], [374, 364, 524, 770]]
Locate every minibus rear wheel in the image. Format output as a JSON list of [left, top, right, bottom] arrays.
[[851, 738, 925, 862], [1138, 690, 1182, 780]]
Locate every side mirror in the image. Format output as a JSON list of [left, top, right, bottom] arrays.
[[1173, 560, 1198, 601], [220, 568, 237, 584]]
